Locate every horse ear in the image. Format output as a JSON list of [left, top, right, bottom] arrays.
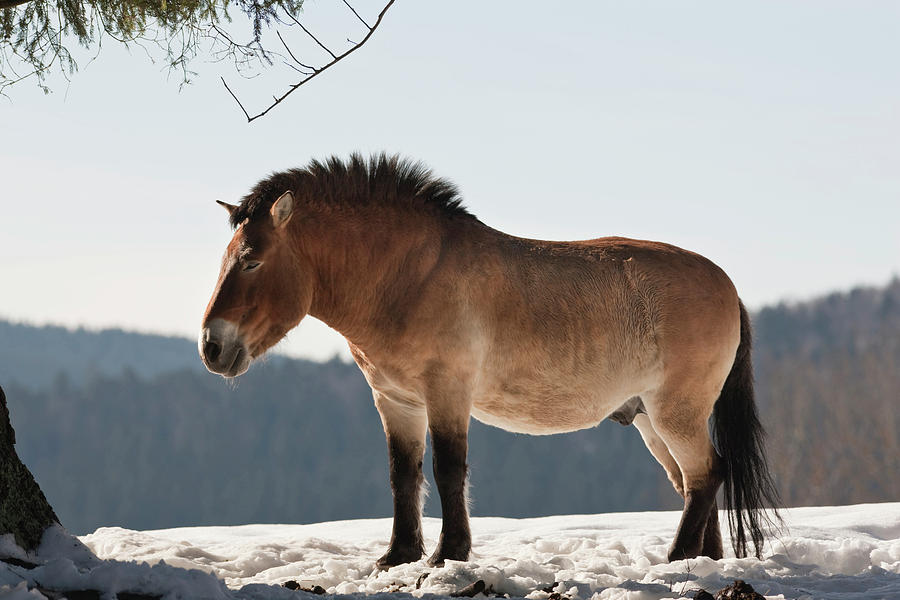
[[216, 200, 238, 217], [271, 191, 294, 228]]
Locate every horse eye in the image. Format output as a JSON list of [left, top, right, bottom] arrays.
[[242, 261, 262, 272]]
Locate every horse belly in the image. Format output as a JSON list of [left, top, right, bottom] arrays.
[[469, 385, 630, 435]]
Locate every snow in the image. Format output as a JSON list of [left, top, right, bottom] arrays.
[[2, 503, 898, 599]]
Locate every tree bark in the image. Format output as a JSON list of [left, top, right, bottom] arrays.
[[0, 384, 60, 553], [0, 1, 31, 10]]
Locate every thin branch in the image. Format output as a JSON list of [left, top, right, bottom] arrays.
[[224, 0, 396, 123], [287, 13, 337, 60], [277, 30, 315, 70], [284, 61, 313, 76], [221, 76, 251, 121], [342, 0, 372, 30], [210, 24, 248, 56]]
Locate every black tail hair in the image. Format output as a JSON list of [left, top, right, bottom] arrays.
[[712, 301, 782, 558]]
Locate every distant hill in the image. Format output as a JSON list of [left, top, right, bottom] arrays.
[[0, 321, 204, 390], [753, 278, 900, 508], [2, 359, 668, 534], [1, 278, 898, 534]]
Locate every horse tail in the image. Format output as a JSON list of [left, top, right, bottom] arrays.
[[712, 300, 781, 559]]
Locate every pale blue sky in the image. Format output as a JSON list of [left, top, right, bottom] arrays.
[[2, 1, 898, 360]]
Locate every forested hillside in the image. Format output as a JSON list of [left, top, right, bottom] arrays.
[[0, 278, 897, 534], [753, 279, 900, 507], [0, 321, 206, 389], [2, 360, 668, 534]]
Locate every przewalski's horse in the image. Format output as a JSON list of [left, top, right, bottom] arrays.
[[199, 154, 780, 567]]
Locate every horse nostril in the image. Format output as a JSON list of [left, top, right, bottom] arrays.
[[204, 340, 222, 363]]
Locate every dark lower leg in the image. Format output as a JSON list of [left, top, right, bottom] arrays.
[[376, 437, 425, 569], [668, 477, 722, 562], [700, 499, 724, 559], [428, 431, 470, 566]]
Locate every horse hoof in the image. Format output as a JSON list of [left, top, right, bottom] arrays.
[[375, 546, 423, 570], [426, 545, 470, 567], [667, 545, 701, 562]]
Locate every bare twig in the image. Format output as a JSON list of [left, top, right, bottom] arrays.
[[287, 13, 338, 60], [342, 0, 372, 30], [277, 30, 315, 70], [223, 0, 396, 123], [677, 558, 693, 597], [222, 76, 252, 121], [284, 61, 314, 76]]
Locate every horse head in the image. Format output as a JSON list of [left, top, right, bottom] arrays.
[[199, 191, 311, 377]]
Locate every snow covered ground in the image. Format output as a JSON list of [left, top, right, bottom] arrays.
[[2, 503, 898, 599]]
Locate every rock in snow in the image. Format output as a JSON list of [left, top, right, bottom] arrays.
[[1, 503, 898, 599]]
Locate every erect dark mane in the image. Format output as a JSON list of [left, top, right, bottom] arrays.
[[229, 153, 473, 229]]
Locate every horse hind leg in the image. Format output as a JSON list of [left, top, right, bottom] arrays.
[[643, 390, 724, 562], [633, 412, 685, 498], [702, 499, 724, 559], [633, 411, 724, 559]]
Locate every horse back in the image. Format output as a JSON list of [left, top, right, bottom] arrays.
[[355, 226, 741, 435], [413, 230, 739, 433]]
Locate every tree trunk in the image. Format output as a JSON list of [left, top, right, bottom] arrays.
[[0, 1, 31, 11], [0, 384, 60, 552]]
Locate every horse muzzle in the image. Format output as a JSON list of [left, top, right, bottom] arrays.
[[199, 319, 252, 378]]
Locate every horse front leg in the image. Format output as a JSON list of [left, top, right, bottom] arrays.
[[427, 427, 471, 566], [374, 393, 428, 569]]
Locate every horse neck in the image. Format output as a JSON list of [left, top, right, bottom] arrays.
[[303, 207, 445, 346]]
